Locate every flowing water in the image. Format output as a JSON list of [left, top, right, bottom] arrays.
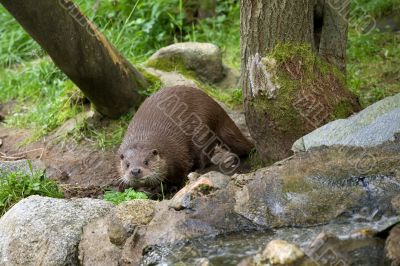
[[143, 216, 399, 265]]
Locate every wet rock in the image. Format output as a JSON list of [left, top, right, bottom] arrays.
[[261, 239, 305, 265], [78, 200, 157, 266], [293, 93, 400, 152], [0, 159, 45, 176], [169, 171, 230, 210], [307, 231, 386, 266], [385, 224, 400, 266], [193, 257, 211, 266], [127, 142, 399, 264], [0, 195, 113, 266], [147, 42, 225, 83], [392, 195, 400, 213], [235, 145, 400, 228]]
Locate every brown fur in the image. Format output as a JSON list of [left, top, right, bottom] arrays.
[[118, 86, 253, 189]]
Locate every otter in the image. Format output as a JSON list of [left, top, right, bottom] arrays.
[[117, 85, 253, 190]]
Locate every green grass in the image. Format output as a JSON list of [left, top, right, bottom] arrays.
[[71, 113, 132, 150], [0, 7, 42, 68], [0, 58, 85, 142], [352, 0, 400, 17], [347, 30, 400, 107], [103, 188, 148, 205], [0, 167, 64, 216]]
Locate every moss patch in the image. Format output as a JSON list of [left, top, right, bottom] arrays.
[[138, 67, 163, 96], [332, 100, 356, 119], [145, 56, 198, 80], [251, 43, 359, 135]]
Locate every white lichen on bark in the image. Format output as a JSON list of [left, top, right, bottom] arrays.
[[247, 53, 278, 99]]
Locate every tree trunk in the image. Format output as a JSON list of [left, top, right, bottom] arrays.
[[0, 0, 149, 118], [241, 0, 359, 162]]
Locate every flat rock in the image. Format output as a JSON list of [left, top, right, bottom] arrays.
[[144, 67, 197, 88], [0, 159, 45, 176], [293, 93, 400, 152], [0, 195, 113, 266]]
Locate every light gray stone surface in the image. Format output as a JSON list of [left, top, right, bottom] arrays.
[[0, 159, 45, 176], [0, 196, 113, 266], [293, 93, 400, 152]]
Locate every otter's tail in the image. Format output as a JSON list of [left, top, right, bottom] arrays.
[[216, 118, 254, 157]]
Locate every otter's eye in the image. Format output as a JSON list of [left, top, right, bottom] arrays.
[[126, 163, 130, 168], [144, 160, 149, 166]]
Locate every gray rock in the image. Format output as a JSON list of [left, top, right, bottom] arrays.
[[78, 200, 158, 266], [0, 159, 45, 176], [234, 145, 400, 228], [386, 224, 400, 266], [169, 171, 230, 210], [0, 195, 113, 266], [128, 143, 400, 265], [147, 42, 225, 83], [144, 67, 197, 88], [293, 93, 400, 152]]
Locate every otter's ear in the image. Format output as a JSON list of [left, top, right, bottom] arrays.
[[120, 154, 124, 160], [151, 149, 158, 156]]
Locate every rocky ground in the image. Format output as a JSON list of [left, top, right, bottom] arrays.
[[0, 42, 399, 266]]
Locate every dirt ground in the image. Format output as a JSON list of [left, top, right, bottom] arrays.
[[0, 120, 119, 198]]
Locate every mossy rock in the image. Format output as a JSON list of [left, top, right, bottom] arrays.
[[146, 42, 225, 84]]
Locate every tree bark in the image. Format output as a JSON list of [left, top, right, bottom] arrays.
[[241, 0, 358, 162], [0, 0, 149, 118]]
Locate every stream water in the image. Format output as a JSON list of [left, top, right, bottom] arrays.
[[143, 215, 399, 265]]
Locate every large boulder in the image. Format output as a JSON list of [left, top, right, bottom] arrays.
[[0, 196, 113, 266], [293, 93, 400, 152], [234, 144, 400, 228], [146, 42, 225, 83]]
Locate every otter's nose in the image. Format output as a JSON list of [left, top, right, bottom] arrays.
[[131, 168, 141, 177]]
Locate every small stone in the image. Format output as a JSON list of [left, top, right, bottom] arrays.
[[188, 172, 201, 183], [193, 258, 211, 266], [169, 171, 230, 210], [113, 199, 157, 228], [262, 239, 305, 265], [108, 218, 129, 246]]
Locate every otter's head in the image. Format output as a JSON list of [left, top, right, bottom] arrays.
[[118, 148, 168, 188]]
